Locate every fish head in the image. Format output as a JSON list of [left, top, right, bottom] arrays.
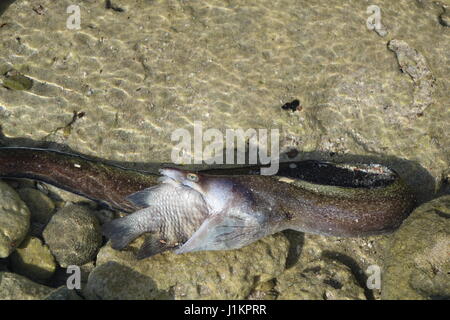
[[159, 168, 206, 192], [159, 168, 235, 213]]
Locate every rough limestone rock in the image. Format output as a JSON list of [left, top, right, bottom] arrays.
[[387, 39, 435, 116], [275, 258, 366, 300], [17, 188, 55, 224], [382, 195, 450, 299], [0, 272, 53, 300], [273, 230, 385, 300], [0, 181, 30, 258], [10, 236, 56, 281], [43, 204, 102, 267], [44, 286, 83, 300], [84, 233, 289, 300]]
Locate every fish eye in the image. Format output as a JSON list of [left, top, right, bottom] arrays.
[[186, 173, 199, 182]]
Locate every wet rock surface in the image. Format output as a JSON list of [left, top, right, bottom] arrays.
[[382, 195, 450, 300], [0, 272, 53, 300], [275, 259, 366, 300], [387, 39, 436, 116], [84, 234, 289, 300], [10, 236, 56, 282], [44, 286, 83, 300], [0, 181, 30, 258], [272, 230, 389, 300], [43, 204, 102, 267], [17, 187, 55, 224]]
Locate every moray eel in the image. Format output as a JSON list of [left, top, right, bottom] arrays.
[[0, 147, 415, 259]]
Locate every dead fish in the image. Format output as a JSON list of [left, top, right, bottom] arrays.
[[102, 171, 210, 258], [102, 167, 257, 258], [102, 164, 415, 259], [0, 147, 416, 259]]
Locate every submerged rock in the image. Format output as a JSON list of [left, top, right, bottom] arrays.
[[17, 187, 55, 224], [274, 231, 376, 300], [43, 204, 102, 267], [0, 181, 30, 258], [84, 233, 289, 300], [1, 69, 33, 91], [10, 236, 56, 281], [17, 188, 56, 238], [275, 258, 366, 300], [0, 272, 53, 299], [44, 286, 83, 300], [387, 39, 435, 116], [382, 195, 450, 299]]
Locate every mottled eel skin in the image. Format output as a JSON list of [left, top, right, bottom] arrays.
[[0, 147, 158, 212], [0, 147, 415, 257]]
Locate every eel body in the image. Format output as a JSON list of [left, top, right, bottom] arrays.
[[0, 147, 158, 212], [0, 147, 415, 258]]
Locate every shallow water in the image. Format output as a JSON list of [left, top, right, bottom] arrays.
[[0, 0, 449, 300]]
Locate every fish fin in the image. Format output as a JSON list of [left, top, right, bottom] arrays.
[[136, 234, 174, 260], [125, 186, 160, 207], [125, 180, 182, 207], [102, 215, 143, 250], [175, 212, 261, 254]]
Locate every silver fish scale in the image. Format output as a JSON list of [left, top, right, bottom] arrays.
[[140, 182, 209, 243]]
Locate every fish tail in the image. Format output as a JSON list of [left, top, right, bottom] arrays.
[[102, 214, 147, 250]]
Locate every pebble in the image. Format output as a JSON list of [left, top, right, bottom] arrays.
[[0, 181, 30, 258], [43, 204, 102, 267], [10, 236, 56, 281]]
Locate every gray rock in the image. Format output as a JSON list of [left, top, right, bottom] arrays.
[[84, 233, 289, 299], [79, 261, 95, 286], [43, 183, 97, 210], [43, 204, 102, 267], [17, 187, 55, 224], [273, 230, 385, 300], [10, 236, 56, 281], [382, 195, 450, 299], [44, 286, 83, 300], [0, 181, 30, 258], [0, 272, 53, 299], [387, 39, 435, 116], [275, 258, 366, 300]]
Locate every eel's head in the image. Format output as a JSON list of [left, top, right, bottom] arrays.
[[159, 168, 235, 214]]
